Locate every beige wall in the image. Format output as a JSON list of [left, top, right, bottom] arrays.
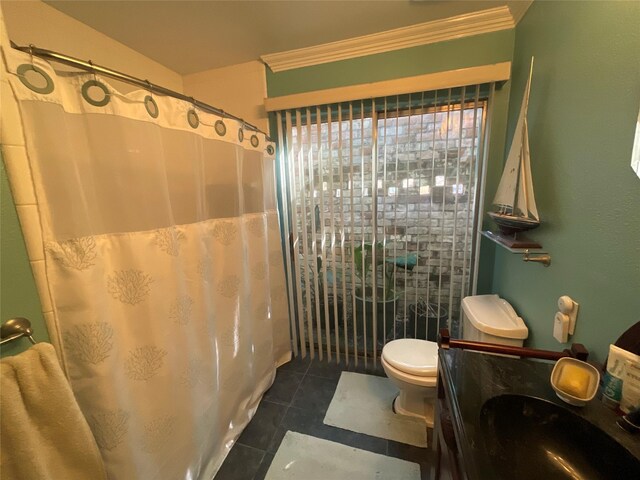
[[183, 60, 268, 133], [1, 0, 183, 93]]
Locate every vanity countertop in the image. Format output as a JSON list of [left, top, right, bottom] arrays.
[[439, 349, 640, 479]]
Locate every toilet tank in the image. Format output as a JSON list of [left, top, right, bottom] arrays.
[[461, 294, 528, 347]]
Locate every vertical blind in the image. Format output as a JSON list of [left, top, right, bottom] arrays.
[[277, 84, 494, 366]]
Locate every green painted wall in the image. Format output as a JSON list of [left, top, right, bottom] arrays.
[[0, 152, 49, 357], [267, 30, 515, 97], [490, 1, 640, 363], [266, 29, 517, 296]]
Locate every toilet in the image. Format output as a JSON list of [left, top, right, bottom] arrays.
[[381, 294, 529, 427]]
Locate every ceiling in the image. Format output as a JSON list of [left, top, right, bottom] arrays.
[[42, 1, 531, 75]]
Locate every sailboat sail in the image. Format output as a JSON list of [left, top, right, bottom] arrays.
[[521, 117, 539, 220], [492, 118, 522, 210], [493, 89, 527, 210]]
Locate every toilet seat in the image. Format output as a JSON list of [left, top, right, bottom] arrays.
[[381, 339, 439, 376], [381, 356, 437, 388]]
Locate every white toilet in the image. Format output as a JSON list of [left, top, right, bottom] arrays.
[[381, 294, 529, 427]]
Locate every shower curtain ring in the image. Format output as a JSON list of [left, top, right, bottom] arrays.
[[28, 44, 35, 65]]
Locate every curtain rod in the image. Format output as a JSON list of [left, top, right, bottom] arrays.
[[10, 42, 270, 139]]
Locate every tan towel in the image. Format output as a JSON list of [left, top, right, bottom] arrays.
[[1, 343, 107, 480]]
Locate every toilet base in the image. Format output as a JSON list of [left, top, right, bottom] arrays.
[[393, 391, 435, 428]]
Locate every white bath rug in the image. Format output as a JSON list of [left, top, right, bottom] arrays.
[[323, 372, 428, 448], [264, 431, 420, 480]]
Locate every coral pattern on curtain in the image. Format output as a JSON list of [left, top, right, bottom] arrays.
[[0, 42, 290, 479]]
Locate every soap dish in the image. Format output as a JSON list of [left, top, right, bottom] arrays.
[[550, 357, 600, 406]]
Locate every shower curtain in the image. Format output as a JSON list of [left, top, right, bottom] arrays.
[[0, 42, 290, 479]]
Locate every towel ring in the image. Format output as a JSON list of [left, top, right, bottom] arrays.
[[0, 317, 36, 346]]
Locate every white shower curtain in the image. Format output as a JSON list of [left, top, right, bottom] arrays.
[[1, 43, 290, 479]]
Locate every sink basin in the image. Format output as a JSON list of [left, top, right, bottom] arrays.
[[479, 394, 640, 479]]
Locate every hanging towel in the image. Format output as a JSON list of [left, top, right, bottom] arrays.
[[0, 343, 107, 480]]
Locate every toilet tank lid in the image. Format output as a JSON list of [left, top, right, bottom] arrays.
[[462, 294, 528, 340], [382, 339, 438, 376]]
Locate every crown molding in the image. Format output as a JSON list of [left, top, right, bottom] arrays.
[[261, 6, 515, 73]]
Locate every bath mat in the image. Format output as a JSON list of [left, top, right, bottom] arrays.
[[323, 372, 428, 448], [264, 431, 420, 480]]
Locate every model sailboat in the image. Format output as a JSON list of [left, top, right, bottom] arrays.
[[489, 58, 540, 236]]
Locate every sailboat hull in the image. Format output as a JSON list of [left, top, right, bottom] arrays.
[[488, 211, 540, 236]]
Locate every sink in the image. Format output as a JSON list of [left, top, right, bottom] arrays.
[[479, 394, 640, 479]]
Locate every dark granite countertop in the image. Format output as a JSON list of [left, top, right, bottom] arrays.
[[439, 349, 640, 479]]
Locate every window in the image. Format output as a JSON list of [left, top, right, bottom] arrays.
[[277, 87, 489, 361]]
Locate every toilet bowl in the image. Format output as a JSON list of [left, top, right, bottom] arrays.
[[381, 338, 439, 427], [381, 295, 528, 428]]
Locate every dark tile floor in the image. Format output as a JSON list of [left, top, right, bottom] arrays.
[[214, 354, 434, 480]]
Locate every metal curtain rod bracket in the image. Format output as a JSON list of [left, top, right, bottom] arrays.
[[9, 41, 270, 139]]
